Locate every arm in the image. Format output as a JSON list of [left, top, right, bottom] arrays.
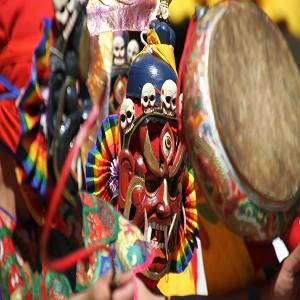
[[255, 244, 300, 300], [137, 245, 300, 300]]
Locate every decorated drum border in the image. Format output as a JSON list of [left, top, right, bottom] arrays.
[[182, 1, 298, 242]]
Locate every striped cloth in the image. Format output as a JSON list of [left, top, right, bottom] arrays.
[[0, 18, 51, 198], [16, 18, 51, 197]]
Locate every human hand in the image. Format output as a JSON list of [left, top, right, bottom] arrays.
[[70, 271, 135, 300], [135, 246, 300, 300], [261, 245, 300, 300]]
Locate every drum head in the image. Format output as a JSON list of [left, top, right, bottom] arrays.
[[209, 3, 300, 206]]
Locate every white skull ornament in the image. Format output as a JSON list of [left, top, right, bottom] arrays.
[[141, 83, 156, 114], [53, 0, 75, 28], [113, 36, 126, 66], [127, 39, 140, 64], [161, 79, 177, 116], [120, 98, 135, 134]]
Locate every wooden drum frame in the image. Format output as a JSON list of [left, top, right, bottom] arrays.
[[182, 0, 300, 242]]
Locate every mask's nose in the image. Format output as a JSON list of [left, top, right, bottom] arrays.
[[156, 178, 171, 217]]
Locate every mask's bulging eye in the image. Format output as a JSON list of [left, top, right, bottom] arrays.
[[162, 132, 172, 156]]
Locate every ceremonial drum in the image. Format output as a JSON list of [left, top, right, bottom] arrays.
[[182, 1, 300, 242]]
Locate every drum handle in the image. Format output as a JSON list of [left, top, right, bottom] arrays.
[[176, 14, 197, 144]]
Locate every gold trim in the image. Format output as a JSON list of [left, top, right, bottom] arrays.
[[124, 176, 144, 218]]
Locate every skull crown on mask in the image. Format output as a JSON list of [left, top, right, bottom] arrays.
[[118, 81, 187, 279]]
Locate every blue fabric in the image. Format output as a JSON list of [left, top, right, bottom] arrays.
[[0, 74, 20, 100]]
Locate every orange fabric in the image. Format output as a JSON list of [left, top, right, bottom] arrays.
[[196, 183, 272, 296]]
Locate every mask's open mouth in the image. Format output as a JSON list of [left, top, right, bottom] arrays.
[[143, 209, 177, 260]]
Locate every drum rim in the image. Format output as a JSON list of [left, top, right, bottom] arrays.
[[203, 1, 300, 210]]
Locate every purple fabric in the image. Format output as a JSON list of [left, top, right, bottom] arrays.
[[87, 0, 159, 35]]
